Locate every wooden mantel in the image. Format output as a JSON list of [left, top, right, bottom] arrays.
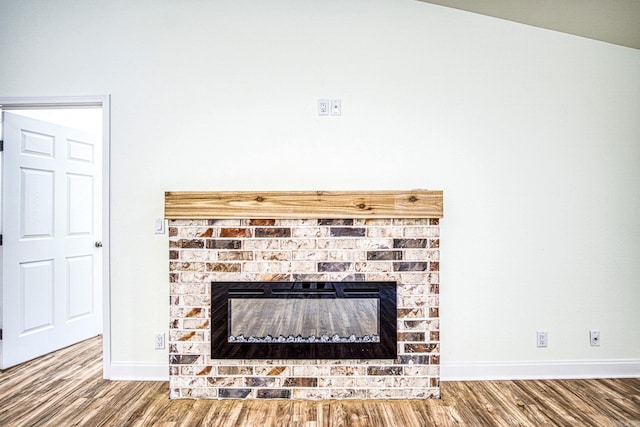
[[164, 190, 443, 219]]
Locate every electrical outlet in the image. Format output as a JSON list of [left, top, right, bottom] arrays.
[[154, 333, 165, 350], [590, 330, 600, 347], [537, 331, 548, 348], [318, 99, 329, 116]]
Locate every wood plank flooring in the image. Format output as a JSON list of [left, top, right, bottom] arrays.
[[1, 336, 638, 426]]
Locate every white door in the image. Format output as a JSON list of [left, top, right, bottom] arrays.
[[1, 112, 102, 369]]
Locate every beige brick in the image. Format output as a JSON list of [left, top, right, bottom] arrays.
[[281, 239, 317, 250], [254, 251, 291, 261], [318, 377, 355, 388], [355, 238, 394, 250], [367, 389, 405, 399], [291, 227, 327, 238], [243, 239, 280, 250], [292, 250, 328, 261]]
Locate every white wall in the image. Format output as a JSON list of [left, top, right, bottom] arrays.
[[1, 0, 639, 380]]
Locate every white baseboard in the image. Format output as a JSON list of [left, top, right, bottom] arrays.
[[441, 359, 640, 381], [108, 362, 168, 381]]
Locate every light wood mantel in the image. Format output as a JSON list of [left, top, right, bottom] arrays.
[[164, 190, 443, 219]]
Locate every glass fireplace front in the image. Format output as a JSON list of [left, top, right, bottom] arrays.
[[211, 281, 397, 359]]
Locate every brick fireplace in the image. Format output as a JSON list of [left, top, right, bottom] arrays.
[[166, 190, 442, 399]]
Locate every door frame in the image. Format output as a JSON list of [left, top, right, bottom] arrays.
[[0, 95, 112, 378]]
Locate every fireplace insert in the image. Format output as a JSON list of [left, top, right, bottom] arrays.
[[210, 281, 397, 359]]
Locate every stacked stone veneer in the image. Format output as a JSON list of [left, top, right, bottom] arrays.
[[168, 218, 440, 399]]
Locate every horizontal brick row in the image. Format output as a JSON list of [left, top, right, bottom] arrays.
[[170, 237, 439, 249]]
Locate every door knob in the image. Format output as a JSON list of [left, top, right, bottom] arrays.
[[95, 241, 103, 248]]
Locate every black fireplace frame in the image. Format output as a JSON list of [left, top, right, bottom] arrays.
[[210, 281, 397, 359]]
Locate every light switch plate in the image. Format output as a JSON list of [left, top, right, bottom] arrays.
[[154, 218, 165, 234], [331, 99, 342, 116]]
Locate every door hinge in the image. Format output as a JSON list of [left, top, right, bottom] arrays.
[[0, 329, 3, 340], [0, 140, 3, 151], [0, 234, 2, 246]]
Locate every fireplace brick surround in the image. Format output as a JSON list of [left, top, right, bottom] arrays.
[[166, 191, 442, 400]]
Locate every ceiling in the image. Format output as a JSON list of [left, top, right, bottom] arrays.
[[416, 0, 640, 50]]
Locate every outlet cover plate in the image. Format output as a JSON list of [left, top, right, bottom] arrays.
[[537, 331, 548, 348]]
